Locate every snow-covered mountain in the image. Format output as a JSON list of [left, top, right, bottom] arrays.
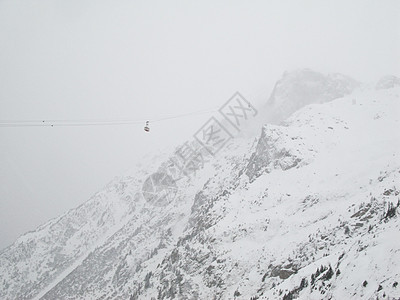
[[376, 75, 400, 90], [1, 71, 399, 300], [263, 69, 359, 123]]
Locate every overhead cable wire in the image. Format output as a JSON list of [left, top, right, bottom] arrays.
[[0, 106, 219, 128]]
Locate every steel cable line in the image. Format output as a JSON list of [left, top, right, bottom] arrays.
[[0, 107, 219, 128]]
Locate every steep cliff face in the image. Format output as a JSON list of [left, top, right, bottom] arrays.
[[1, 74, 399, 300]]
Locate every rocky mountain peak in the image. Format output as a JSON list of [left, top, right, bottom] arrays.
[[265, 69, 359, 122], [376, 75, 400, 90]]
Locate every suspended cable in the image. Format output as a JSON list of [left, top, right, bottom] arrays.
[[0, 106, 219, 128]]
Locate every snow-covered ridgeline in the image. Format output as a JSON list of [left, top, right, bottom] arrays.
[[0, 71, 399, 300]]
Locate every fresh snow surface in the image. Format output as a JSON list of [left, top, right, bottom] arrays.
[[0, 82, 399, 300]]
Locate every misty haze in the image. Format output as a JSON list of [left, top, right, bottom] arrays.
[[0, 0, 399, 299]]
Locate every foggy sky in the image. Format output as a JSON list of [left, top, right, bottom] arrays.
[[0, 0, 399, 250]]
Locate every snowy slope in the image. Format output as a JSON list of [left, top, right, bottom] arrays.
[[0, 177, 137, 299], [135, 87, 399, 300], [0, 73, 399, 300]]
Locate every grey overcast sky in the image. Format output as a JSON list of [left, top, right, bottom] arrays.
[[0, 0, 399, 250]]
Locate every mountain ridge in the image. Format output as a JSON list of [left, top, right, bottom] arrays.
[[1, 70, 399, 300]]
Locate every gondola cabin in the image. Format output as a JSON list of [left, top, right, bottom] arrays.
[[144, 121, 150, 132]]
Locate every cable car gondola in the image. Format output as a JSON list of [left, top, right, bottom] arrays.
[[144, 121, 150, 132]]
